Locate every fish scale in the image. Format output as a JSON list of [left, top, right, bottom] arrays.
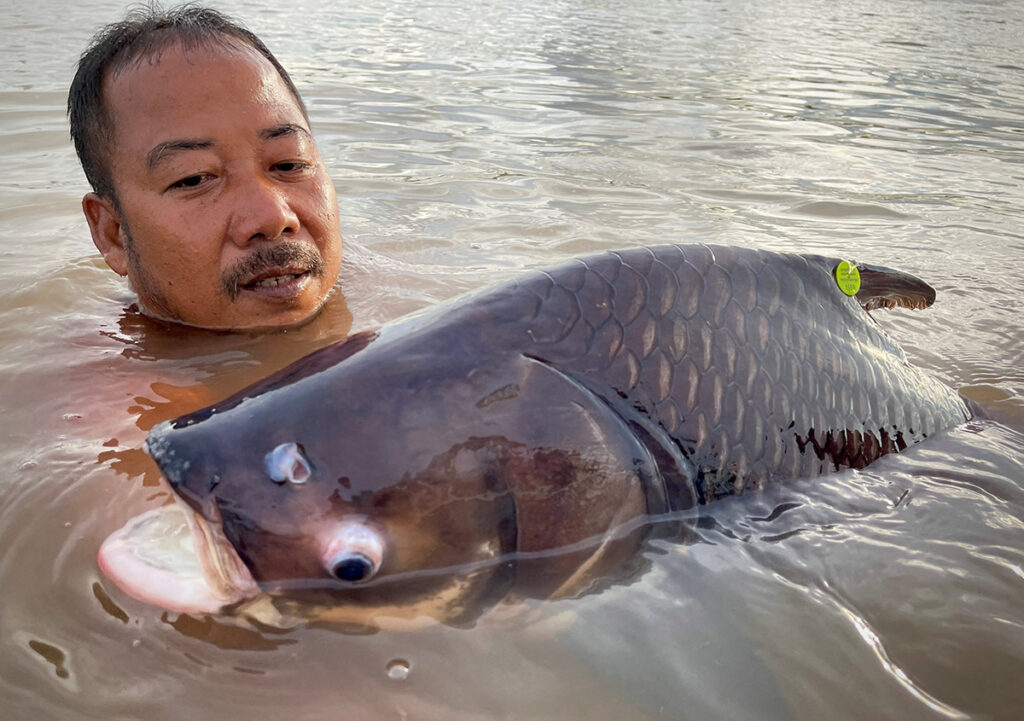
[[502, 244, 969, 503]]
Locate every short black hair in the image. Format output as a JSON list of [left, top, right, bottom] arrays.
[[68, 3, 309, 201]]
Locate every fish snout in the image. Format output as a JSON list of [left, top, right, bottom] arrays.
[[320, 520, 385, 584]]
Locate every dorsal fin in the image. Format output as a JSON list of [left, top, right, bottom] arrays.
[[854, 263, 937, 311]]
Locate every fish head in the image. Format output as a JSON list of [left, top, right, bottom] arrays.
[[116, 329, 654, 625]]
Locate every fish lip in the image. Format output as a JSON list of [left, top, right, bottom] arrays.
[[178, 498, 261, 599], [97, 501, 260, 614]]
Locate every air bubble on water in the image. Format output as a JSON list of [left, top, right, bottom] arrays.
[[386, 659, 410, 680]]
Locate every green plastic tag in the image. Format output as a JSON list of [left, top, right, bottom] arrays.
[[834, 260, 861, 296]]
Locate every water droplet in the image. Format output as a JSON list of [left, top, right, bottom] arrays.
[[386, 658, 410, 680]]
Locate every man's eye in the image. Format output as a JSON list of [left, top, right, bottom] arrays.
[[274, 161, 310, 173], [167, 174, 208, 190]]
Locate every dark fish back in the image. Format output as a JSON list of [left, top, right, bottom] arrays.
[[499, 244, 969, 502]]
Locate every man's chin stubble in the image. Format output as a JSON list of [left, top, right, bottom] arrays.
[[122, 232, 327, 327]]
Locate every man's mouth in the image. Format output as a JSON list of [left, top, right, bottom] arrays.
[[249, 272, 305, 289], [241, 268, 311, 296], [223, 244, 325, 301]]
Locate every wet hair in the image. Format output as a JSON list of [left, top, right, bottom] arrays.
[[68, 3, 309, 202]]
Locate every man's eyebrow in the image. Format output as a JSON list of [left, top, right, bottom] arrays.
[[145, 125, 310, 169], [261, 123, 311, 141], [146, 139, 214, 170]]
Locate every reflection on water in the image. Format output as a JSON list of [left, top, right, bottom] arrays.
[[0, 0, 1022, 719]]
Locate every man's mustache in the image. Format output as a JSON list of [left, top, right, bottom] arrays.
[[222, 243, 325, 300]]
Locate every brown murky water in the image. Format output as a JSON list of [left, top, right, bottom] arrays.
[[2, 0, 1022, 719]]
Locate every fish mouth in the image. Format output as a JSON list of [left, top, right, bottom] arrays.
[[97, 501, 259, 614]]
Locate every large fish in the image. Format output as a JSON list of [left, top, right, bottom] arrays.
[[98, 244, 970, 625]]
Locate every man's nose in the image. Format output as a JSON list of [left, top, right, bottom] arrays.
[[229, 175, 300, 247]]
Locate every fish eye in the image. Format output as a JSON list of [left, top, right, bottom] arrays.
[[331, 552, 377, 583], [264, 442, 312, 484], [320, 521, 385, 585]]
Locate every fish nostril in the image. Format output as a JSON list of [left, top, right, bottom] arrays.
[[265, 442, 311, 484], [331, 553, 376, 583]]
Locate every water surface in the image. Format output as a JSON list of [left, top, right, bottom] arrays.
[[1, 0, 1022, 719]]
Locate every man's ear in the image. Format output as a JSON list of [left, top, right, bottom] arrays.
[[83, 192, 129, 276]]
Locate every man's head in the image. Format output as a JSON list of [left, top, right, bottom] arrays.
[[69, 5, 342, 330]]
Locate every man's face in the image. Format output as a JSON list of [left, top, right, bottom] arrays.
[[88, 42, 342, 330]]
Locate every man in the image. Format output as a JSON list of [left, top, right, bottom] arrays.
[[68, 5, 343, 331]]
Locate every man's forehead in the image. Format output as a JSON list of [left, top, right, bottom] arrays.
[[104, 41, 282, 101], [102, 41, 307, 157]]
